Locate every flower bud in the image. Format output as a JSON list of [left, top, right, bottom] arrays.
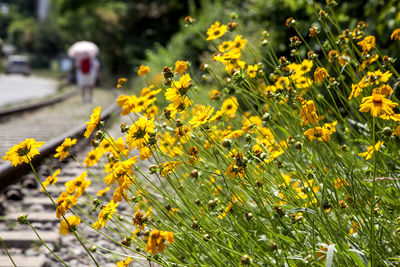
[[184, 16, 194, 25], [222, 139, 232, 148], [17, 214, 28, 224], [203, 233, 211, 241], [245, 212, 253, 221], [262, 112, 271, 121], [241, 255, 250, 265], [294, 142, 302, 150], [383, 127, 392, 137], [191, 169, 199, 178]]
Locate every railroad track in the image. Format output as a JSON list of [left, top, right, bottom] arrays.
[[0, 86, 125, 266], [0, 87, 118, 189]]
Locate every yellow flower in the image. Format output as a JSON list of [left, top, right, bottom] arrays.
[[138, 65, 150, 76], [116, 78, 127, 89], [116, 257, 131, 267], [391, 28, 400, 40], [84, 106, 101, 138], [206, 21, 227, 41], [231, 35, 247, 50], [359, 141, 383, 160], [367, 70, 392, 84], [133, 208, 152, 229], [56, 193, 77, 218], [144, 105, 159, 119], [93, 200, 119, 229], [126, 117, 156, 150], [334, 177, 349, 189], [246, 64, 258, 78], [54, 138, 77, 161], [359, 94, 398, 117], [360, 54, 379, 70], [160, 161, 182, 177], [357, 35, 376, 52], [65, 172, 91, 198], [188, 105, 215, 127], [299, 98, 319, 125], [59, 215, 81, 236], [222, 96, 238, 118], [226, 162, 245, 178], [2, 138, 45, 166], [304, 121, 337, 142], [210, 89, 222, 100], [84, 148, 103, 167], [41, 169, 60, 192], [97, 187, 110, 196], [314, 67, 329, 83], [174, 60, 187, 74], [145, 229, 174, 254], [373, 84, 393, 96], [218, 41, 232, 52], [348, 78, 369, 100]]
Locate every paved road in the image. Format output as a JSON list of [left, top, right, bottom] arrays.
[[0, 74, 57, 108]]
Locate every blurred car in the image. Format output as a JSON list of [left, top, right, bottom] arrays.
[[5, 55, 30, 76]]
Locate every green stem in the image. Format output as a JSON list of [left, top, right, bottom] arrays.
[[0, 234, 17, 267], [27, 221, 68, 266], [370, 117, 377, 266]]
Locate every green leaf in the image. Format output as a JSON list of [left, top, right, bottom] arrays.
[[348, 250, 367, 267]]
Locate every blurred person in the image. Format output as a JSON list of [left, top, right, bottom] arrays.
[[75, 53, 99, 103]]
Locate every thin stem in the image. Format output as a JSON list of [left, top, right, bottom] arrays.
[[0, 234, 17, 267], [27, 221, 68, 266]]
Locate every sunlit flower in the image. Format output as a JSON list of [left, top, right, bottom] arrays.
[[2, 138, 45, 166], [59, 215, 81, 236], [304, 121, 337, 142], [299, 98, 319, 125], [222, 96, 238, 118], [126, 117, 156, 150], [174, 61, 187, 74], [226, 162, 245, 178], [41, 169, 60, 192], [206, 21, 227, 41], [97, 187, 110, 196], [84, 106, 101, 138], [56, 193, 77, 218], [359, 94, 398, 117], [314, 67, 329, 83], [367, 69, 392, 84], [231, 35, 247, 50], [218, 41, 232, 52], [133, 208, 151, 230], [116, 78, 127, 88], [54, 138, 77, 161], [359, 141, 383, 160], [188, 105, 215, 127], [65, 172, 91, 198], [84, 148, 103, 167], [210, 89, 222, 100], [93, 200, 119, 229], [391, 28, 400, 40], [373, 84, 393, 96], [360, 54, 379, 70], [138, 65, 150, 76], [160, 161, 182, 177], [145, 229, 174, 254], [116, 257, 131, 267], [334, 177, 349, 189], [348, 78, 369, 100], [246, 64, 258, 78], [357, 35, 376, 52]]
